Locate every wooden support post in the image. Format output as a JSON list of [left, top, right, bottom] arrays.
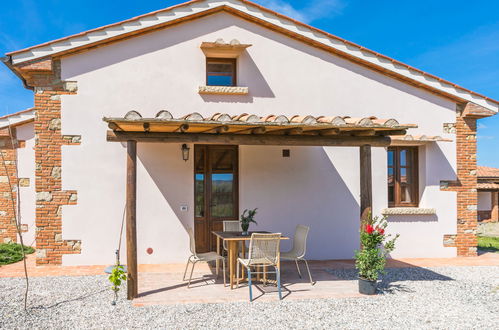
[[359, 145, 373, 228], [126, 140, 138, 300]]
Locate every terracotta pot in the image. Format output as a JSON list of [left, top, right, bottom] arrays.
[[358, 277, 377, 295]]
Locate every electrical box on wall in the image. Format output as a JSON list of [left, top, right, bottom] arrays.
[[282, 149, 290, 157]]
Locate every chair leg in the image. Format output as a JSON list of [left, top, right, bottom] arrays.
[[247, 267, 253, 302], [182, 256, 192, 281], [295, 259, 302, 278], [222, 258, 227, 287], [303, 259, 314, 285], [187, 260, 197, 288], [276, 266, 282, 300], [236, 261, 240, 288]]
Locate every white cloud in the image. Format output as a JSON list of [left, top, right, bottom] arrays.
[[478, 135, 495, 140], [410, 22, 499, 96], [477, 123, 487, 129], [256, 0, 346, 24]]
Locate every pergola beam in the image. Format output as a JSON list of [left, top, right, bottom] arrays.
[[107, 130, 392, 147]]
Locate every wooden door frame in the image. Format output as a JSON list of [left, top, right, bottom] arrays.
[[194, 144, 239, 252]]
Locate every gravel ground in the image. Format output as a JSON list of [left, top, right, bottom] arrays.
[[1, 266, 498, 329]]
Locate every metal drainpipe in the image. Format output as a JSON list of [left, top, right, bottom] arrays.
[[1, 56, 34, 91]]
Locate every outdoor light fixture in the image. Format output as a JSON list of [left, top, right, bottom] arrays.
[[181, 144, 190, 161]]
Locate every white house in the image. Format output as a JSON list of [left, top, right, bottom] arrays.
[[1, 0, 497, 269]]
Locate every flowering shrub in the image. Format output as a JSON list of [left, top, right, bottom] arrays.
[[355, 214, 399, 281]]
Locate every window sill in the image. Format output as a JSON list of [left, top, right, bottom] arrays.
[[381, 208, 436, 215], [198, 86, 249, 95]]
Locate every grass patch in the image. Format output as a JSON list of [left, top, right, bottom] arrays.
[[0, 242, 35, 265], [478, 236, 499, 253]]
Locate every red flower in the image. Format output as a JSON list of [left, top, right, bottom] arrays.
[[377, 227, 385, 235], [365, 224, 374, 234]]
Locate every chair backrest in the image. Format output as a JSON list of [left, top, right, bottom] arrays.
[[291, 225, 310, 258], [187, 227, 197, 256], [223, 220, 241, 250], [248, 233, 281, 266], [223, 220, 241, 232]]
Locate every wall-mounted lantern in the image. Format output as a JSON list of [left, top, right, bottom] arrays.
[[181, 144, 190, 161]]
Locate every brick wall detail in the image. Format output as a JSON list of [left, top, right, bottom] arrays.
[[24, 58, 81, 265], [0, 147, 18, 243], [440, 104, 480, 257]]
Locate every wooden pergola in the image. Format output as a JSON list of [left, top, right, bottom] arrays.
[[103, 110, 417, 299]]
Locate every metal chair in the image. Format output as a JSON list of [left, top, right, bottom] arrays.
[[280, 225, 313, 285], [183, 227, 226, 288], [237, 233, 282, 301]]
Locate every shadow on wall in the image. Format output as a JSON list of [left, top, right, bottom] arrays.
[[240, 146, 360, 260], [199, 52, 275, 104], [63, 15, 248, 77], [235, 16, 457, 114], [386, 214, 438, 223], [134, 144, 361, 260], [136, 143, 192, 235], [424, 142, 456, 187]]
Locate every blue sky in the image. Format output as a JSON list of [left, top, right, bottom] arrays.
[[1, 0, 498, 166]]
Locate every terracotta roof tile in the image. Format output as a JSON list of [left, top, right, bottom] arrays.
[[477, 182, 499, 190], [116, 110, 412, 128], [478, 166, 499, 178]]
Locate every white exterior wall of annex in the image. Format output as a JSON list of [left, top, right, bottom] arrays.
[[16, 122, 36, 246], [58, 12, 457, 265], [478, 192, 491, 211]]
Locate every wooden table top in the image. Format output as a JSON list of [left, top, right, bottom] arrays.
[[212, 231, 289, 241]]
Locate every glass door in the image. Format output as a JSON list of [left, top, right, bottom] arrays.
[[194, 145, 238, 252]]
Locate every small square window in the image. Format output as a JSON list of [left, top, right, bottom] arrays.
[[206, 58, 236, 86]]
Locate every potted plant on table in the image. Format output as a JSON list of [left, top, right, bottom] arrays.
[[355, 214, 399, 295], [240, 208, 258, 236]]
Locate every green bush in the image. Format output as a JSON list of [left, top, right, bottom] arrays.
[[478, 236, 499, 252], [0, 242, 35, 266]]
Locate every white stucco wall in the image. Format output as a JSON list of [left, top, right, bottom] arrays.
[[478, 192, 491, 211], [15, 123, 36, 247], [58, 12, 458, 265]]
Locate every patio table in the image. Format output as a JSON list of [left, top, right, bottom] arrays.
[[212, 231, 289, 289]]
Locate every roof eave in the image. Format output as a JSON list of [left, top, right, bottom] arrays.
[[4, 0, 499, 111]]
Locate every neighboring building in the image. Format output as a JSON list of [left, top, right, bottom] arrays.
[[477, 166, 499, 222], [0, 109, 36, 246], [1, 0, 498, 266]]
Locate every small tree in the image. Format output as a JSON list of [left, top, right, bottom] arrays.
[[355, 214, 399, 281], [109, 263, 127, 305]]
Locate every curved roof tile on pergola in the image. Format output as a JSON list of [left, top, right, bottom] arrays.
[[477, 183, 499, 191], [107, 111, 415, 138], [4, 0, 498, 112], [389, 134, 453, 146]]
